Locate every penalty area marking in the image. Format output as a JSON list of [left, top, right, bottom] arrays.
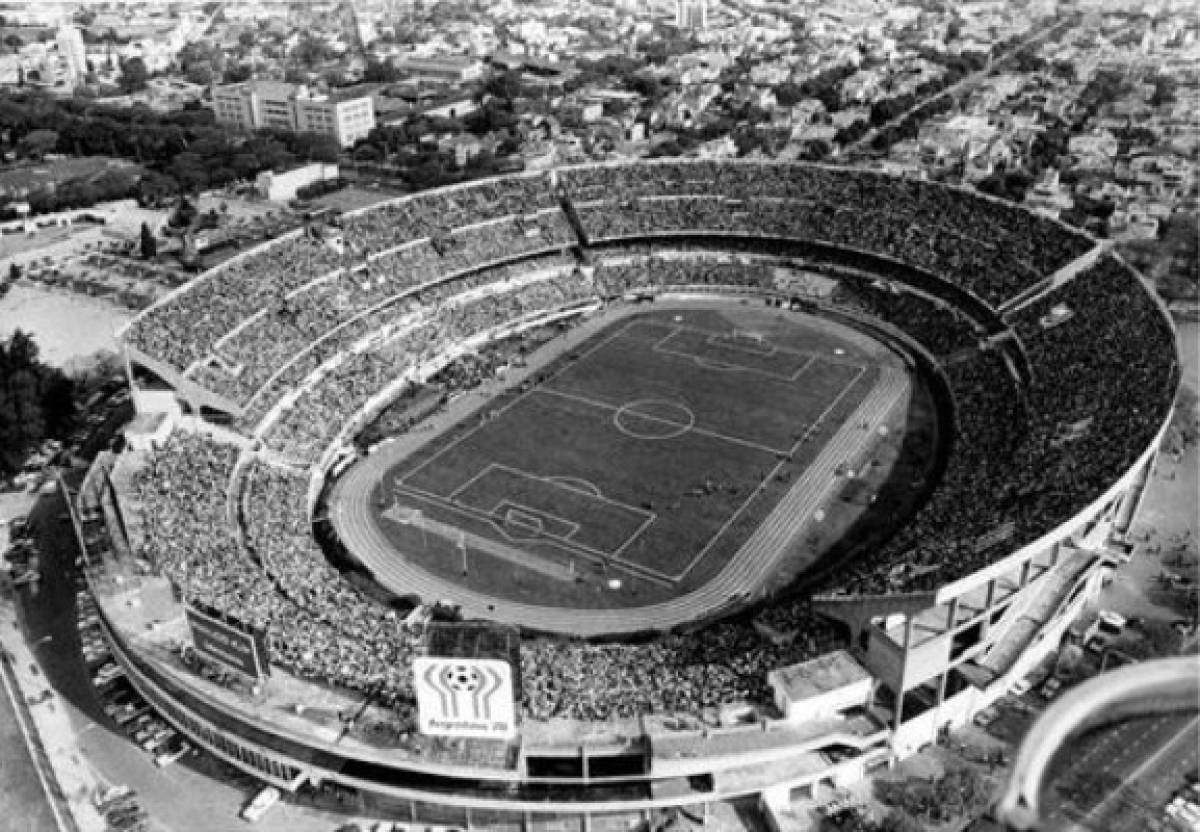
[[651, 327, 814, 382]]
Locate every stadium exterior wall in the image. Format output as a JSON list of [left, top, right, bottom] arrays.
[[88, 596, 890, 821], [64, 408, 1167, 822]]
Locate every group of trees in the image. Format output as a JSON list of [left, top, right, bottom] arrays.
[[778, 62, 859, 113], [118, 57, 149, 93], [0, 92, 342, 211], [977, 169, 1035, 203], [0, 331, 77, 477], [818, 812, 923, 832], [875, 765, 991, 825]]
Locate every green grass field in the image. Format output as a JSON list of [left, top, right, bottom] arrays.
[[374, 305, 886, 608]]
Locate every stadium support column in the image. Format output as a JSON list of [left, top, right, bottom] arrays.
[[893, 614, 916, 731], [946, 597, 960, 630]]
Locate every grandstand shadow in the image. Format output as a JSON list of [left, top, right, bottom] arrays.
[[774, 357, 953, 602], [311, 513, 421, 612], [639, 373, 948, 651]]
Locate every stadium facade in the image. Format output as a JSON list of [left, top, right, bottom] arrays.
[[66, 161, 1177, 828]]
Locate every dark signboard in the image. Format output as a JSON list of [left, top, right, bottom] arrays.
[[185, 607, 264, 678]]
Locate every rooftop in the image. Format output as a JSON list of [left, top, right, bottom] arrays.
[[769, 649, 871, 701]]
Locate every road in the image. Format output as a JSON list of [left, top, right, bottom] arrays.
[[845, 18, 1071, 154], [0, 654, 59, 832], [1040, 711, 1199, 832]]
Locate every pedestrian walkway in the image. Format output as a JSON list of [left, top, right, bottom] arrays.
[[0, 575, 105, 832]]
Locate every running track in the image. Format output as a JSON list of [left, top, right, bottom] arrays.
[[326, 365, 910, 636]]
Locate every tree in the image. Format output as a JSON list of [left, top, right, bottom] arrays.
[[184, 63, 213, 86], [292, 34, 329, 67], [0, 331, 77, 476], [18, 129, 59, 160], [222, 63, 252, 84], [139, 222, 157, 259], [169, 196, 198, 229], [352, 144, 382, 163], [1150, 74, 1177, 108], [363, 57, 400, 84], [168, 152, 211, 191], [483, 69, 524, 101], [238, 31, 256, 50], [119, 57, 149, 92], [773, 82, 805, 108], [137, 171, 180, 208], [291, 132, 342, 164]]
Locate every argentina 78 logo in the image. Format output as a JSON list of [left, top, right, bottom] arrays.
[[413, 657, 516, 738]]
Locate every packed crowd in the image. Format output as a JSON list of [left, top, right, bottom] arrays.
[[124, 231, 344, 371], [221, 254, 575, 433], [126, 163, 1094, 404], [560, 161, 1094, 307], [521, 606, 845, 721], [262, 272, 596, 464], [830, 351, 1028, 595], [592, 253, 775, 296], [1007, 257, 1178, 534], [824, 256, 1177, 595], [130, 433, 419, 709], [124, 173, 563, 378], [240, 459, 417, 709], [123, 428, 851, 724], [829, 279, 981, 357], [340, 173, 560, 260], [189, 232, 577, 408], [137, 432, 849, 722]]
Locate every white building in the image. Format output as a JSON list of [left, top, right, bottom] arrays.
[[211, 81, 375, 147], [676, 0, 707, 31], [55, 25, 87, 87], [255, 163, 340, 202], [768, 650, 874, 723]]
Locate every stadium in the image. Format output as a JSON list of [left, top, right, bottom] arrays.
[[66, 160, 1178, 829]]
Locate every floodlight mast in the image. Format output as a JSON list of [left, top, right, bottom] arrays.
[[991, 655, 1199, 830]]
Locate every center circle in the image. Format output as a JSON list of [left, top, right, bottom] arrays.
[[613, 399, 696, 440]]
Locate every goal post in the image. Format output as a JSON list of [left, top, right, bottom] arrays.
[[730, 328, 765, 345]]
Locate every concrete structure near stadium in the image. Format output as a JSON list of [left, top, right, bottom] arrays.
[[82, 162, 1177, 828]]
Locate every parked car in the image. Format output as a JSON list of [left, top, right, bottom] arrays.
[[154, 739, 192, 768], [241, 786, 281, 823], [973, 706, 1000, 728], [140, 727, 175, 753], [113, 704, 150, 727]]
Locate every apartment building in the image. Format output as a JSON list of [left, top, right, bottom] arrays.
[[210, 81, 375, 147]]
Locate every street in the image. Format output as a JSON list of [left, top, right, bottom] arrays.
[[1041, 711, 1199, 832]]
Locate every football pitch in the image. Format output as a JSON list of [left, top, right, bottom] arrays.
[[375, 306, 883, 601]]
